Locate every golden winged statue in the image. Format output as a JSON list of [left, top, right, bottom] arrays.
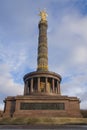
[[39, 10, 48, 21]]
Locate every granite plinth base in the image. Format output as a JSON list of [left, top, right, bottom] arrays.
[[3, 94, 82, 118]]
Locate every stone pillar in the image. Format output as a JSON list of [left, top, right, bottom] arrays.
[[56, 81, 58, 94], [31, 78, 33, 92], [59, 82, 61, 94], [25, 81, 29, 95], [37, 17, 48, 71], [45, 77, 48, 92], [52, 78, 54, 93], [24, 82, 26, 95], [55, 80, 57, 94], [24, 81, 28, 95], [57, 81, 60, 94], [37, 77, 40, 92]]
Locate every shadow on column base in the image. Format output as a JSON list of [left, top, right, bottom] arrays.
[[28, 91, 61, 96]]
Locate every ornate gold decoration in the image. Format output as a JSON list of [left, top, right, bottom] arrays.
[[40, 82, 45, 92], [39, 10, 48, 21]]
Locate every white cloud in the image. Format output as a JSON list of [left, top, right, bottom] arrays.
[[73, 46, 87, 64], [0, 62, 24, 110], [0, 63, 23, 97], [0, 103, 4, 110]]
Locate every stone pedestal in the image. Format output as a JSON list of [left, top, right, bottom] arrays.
[[3, 94, 82, 118]]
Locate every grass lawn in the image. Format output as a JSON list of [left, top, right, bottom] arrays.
[[0, 117, 87, 125]]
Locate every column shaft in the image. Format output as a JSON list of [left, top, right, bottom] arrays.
[[26, 81, 29, 95], [24, 82, 26, 95], [37, 77, 40, 92], [59, 83, 61, 94], [56, 81, 58, 94], [52, 79, 54, 93], [31, 78, 33, 92], [57, 81, 60, 94], [45, 77, 48, 92], [37, 20, 48, 71]]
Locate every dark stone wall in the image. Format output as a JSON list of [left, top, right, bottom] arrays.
[[81, 110, 87, 118], [0, 110, 3, 117]]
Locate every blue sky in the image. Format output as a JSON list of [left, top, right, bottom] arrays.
[[0, 0, 87, 110]]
